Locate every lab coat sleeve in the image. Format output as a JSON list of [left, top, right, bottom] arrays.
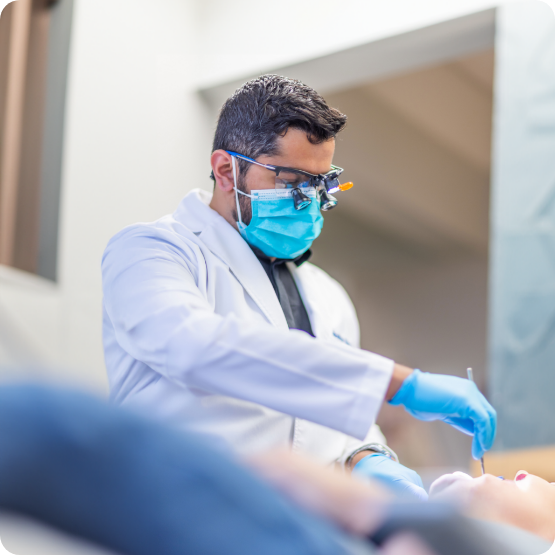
[[102, 227, 394, 440], [321, 271, 390, 461]]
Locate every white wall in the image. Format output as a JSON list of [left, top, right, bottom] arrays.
[[196, 0, 554, 88], [0, 0, 213, 391], [55, 0, 213, 390]]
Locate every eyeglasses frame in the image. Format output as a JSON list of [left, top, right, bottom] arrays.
[[225, 150, 344, 193]]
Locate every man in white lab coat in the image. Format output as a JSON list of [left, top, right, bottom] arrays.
[[102, 75, 496, 500]]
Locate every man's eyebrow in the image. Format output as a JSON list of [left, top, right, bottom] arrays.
[[260, 152, 331, 174], [275, 163, 333, 174], [278, 167, 309, 174]]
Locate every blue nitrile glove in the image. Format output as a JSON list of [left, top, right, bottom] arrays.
[[389, 369, 497, 460], [353, 454, 428, 501]]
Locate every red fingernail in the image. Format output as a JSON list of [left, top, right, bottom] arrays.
[[516, 473, 527, 481]]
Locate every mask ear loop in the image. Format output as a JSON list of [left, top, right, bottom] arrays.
[[232, 156, 243, 226], [232, 155, 253, 228]]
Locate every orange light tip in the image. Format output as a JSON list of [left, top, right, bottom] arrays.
[[338, 182, 354, 192]]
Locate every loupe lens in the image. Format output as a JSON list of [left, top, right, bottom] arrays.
[[319, 189, 337, 211], [291, 187, 312, 210]]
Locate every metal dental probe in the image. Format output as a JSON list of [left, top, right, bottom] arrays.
[[467, 368, 485, 475]]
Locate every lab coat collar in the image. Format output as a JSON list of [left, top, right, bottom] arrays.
[[175, 189, 289, 329], [249, 245, 312, 268]]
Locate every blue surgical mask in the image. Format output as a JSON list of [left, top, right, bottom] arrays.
[[232, 157, 324, 259]]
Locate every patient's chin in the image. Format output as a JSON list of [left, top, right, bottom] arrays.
[[429, 472, 473, 500]]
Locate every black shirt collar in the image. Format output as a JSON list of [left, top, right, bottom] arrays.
[[249, 245, 312, 267]]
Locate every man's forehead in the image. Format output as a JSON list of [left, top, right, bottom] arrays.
[[261, 129, 335, 174]]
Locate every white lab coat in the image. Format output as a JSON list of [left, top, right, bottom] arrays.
[[102, 189, 394, 465]]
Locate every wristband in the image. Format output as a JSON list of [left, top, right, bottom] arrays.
[[344, 442, 399, 471]]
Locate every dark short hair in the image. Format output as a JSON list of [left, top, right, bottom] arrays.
[[212, 75, 347, 178]]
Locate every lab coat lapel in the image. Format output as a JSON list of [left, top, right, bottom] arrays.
[[201, 225, 290, 329], [177, 190, 288, 330]]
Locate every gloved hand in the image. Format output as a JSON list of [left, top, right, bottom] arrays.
[[389, 369, 497, 460], [353, 454, 428, 501]]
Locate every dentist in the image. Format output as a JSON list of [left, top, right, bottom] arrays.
[[102, 75, 496, 500]]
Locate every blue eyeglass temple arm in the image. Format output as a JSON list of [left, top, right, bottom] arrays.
[[225, 151, 277, 171], [225, 150, 342, 179]]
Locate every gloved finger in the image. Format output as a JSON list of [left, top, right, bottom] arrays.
[[471, 407, 490, 460], [374, 474, 428, 501], [486, 403, 498, 436], [489, 405, 497, 442], [407, 469, 425, 489], [470, 404, 496, 460], [477, 395, 496, 449], [395, 480, 428, 502], [473, 420, 496, 459], [441, 415, 474, 436], [472, 435, 486, 461]]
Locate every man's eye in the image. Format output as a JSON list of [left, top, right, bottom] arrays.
[[276, 177, 308, 189]]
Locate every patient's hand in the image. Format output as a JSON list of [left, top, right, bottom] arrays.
[[246, 449, 392, 536], [429, 470, 555, 542]]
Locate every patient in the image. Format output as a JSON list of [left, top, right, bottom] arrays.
[[429, 470, 555, 543], [248, 452, 554, 550], [0, 382, 531, 555]]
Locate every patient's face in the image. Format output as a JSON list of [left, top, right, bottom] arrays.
[[429, 470, 555, 542]]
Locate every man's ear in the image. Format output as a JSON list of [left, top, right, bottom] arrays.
[[211, 150, 235, 192]]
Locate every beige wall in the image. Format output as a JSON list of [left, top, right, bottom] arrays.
[[310, 51, 492, 474]]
